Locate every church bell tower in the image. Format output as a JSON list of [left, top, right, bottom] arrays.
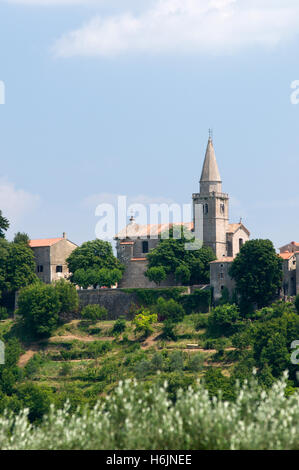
[[192, 136, 229, 259]]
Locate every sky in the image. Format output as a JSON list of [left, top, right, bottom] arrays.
[[1, 0, 299, 249]]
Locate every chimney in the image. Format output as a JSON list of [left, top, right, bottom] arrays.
[[63, 232, 67, 239]]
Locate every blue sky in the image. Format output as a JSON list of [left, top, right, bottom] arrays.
[[0, 0, 299, 249]]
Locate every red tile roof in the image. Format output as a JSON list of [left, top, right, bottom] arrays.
[[29, 238, 63, 248], [279, 251, 296, 260]]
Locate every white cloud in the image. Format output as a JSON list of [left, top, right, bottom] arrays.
[[0, 179, 40, 223], [52, 0, 299, 57]]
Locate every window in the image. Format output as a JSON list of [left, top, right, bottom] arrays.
[[220, 272, 224, 279], [56, 265, 63, 273], [142, 241, 149, 254], [239, 238, 244, 250], [204, 203, 208, 214], [37, 265, 43, 273], [220, 203, 225, 214], [221, 285, 224, 290]]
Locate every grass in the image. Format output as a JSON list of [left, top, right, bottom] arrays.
[[1, 314, 242, 407]]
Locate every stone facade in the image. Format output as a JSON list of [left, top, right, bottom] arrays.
[[29, 233, 77, 283], [77, 289, 139, 320], [210, 258, 235, 302], [193, 138, 250, 259], [115, 137, 250, 291]]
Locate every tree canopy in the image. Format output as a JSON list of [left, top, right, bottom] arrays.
[[0, 238, 38, 307], [66, 239, 124, 288], [229, 239, 283, 311], [0, 211, 9, 239], [145, 228, 216, 285]]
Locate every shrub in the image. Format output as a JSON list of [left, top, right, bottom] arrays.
[[133, 310, 157, 338], [161, 320, 177, 341], [17, 283, 61, 338], [187, 353, 204, 372], [156, 298, 185, 323], [1, 373, 299, 449], [0, 306, 9, 320], [81, 305, 107, 323], [54, 279, 79, 314], [145, 266, 167, 286], [207, 304, 241, 337], [112, 318, 126, 336], [168, 351, 184, 372]]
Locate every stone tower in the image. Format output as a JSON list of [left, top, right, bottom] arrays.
[[192, 137, 229, 259]]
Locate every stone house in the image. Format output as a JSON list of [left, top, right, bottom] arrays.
[[29, 233, 77, 284]]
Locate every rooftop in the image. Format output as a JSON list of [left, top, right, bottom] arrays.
[[29, 237, 63, 248]]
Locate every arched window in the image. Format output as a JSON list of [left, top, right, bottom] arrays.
[[204, 203, 208, 214], [220, 203, 225, 214], [239, 238, 244, 250]]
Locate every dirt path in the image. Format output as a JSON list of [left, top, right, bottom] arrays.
[[141, 333, 161, 349], [18, 333, 115, 367], [49, 334, 114, 343]]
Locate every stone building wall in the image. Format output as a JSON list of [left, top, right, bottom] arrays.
[[77, 289, 139, 319], [210, 258, 235, 301]]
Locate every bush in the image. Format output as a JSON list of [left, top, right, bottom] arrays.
[[156, 298, 185, 323], [54, 279, 79, 314], [161, 320, 177, 341], [207, 304, 241, 337], [187, 353, 204, 372], [17, 283, 61, 338], [133, 310, 157, 338], [1, 373, 299, 449], [81, 305, 107, 323], [0, 306, 9, 320], [112, 318, 126, 336], [168, 351, 184, 372]]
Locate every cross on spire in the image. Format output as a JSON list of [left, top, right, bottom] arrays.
[[208, 128, 213, 141]]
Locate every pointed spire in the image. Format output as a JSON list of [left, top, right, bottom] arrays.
[[200, 137, 221, 183], [200, 135, 222, 194]]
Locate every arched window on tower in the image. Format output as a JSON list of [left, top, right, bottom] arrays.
[[220, 203, 225, 214]]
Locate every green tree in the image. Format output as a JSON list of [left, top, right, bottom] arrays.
[[175, 264, 191, 284], [81, 304, 107, 322], [156, 297, 185, 323], [145, 266, 167, 286], [0, 210, 9, 239], [67, 239, 124, 287], [17, 283, 61, 338], [13, 232, 30, 245], [146, 227, 216, 285], [0, 240, 38, 307], [54, 279, 79, 314], [207, 304, 241, 336], [229, 239, 283, 312], [133, 309, 157, 338]]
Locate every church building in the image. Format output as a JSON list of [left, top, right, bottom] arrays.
[[115, 136, 250, 294]]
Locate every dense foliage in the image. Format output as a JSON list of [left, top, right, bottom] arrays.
[[146, 228, 216, 285], [67, 239, 124, 288], [229, 239, 283, 312], [17, 280, 79, 337], [0, 238, 38, 309], [1, 374, 299, 450]]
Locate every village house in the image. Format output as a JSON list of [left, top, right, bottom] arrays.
[[29, 233, 77, 284]]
